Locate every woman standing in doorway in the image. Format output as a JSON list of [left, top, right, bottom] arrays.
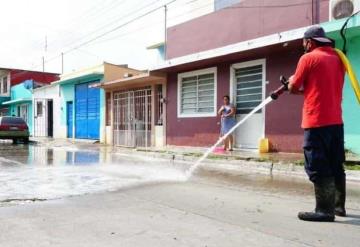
[[218, 95, 236, 151]]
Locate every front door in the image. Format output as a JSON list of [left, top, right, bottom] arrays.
[[67, 101, 73, 138], [75, 83, 100, 139], [113, 88, 152, 147], [232, 60, 265, 149], [33, 99, 46, 137]]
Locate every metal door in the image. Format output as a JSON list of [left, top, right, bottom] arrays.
[[232, 61, 265, 149], [75, 83, 100, 139], [67, 101, 73, 138], [113, 88, 151, 147], [33, 99, 47, 137]]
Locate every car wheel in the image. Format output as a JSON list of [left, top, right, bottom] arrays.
[[23, 138, 29, 144]]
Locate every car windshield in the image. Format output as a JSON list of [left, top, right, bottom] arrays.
[[0, 117, 26, 125]]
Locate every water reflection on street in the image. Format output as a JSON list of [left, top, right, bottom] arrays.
[[0, 143, 187, 203]]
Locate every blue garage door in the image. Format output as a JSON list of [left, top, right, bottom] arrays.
[[75, 83, 100, 139]]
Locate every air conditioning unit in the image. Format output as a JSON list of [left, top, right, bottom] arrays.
[[330, 0, 360, 20]]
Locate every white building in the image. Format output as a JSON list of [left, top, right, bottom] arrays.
[[32, 83, 61, 138]]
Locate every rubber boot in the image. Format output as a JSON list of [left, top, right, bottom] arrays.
[[335, 175, 346, 217], [298, 177, 335, 222]]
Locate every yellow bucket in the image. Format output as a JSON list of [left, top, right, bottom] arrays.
[[259, 138, 270, 153]]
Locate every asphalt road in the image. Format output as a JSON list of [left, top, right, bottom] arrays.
[[0, 143, 359, 247]]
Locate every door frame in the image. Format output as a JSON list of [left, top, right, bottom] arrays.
[[229, 58, 266, 148]]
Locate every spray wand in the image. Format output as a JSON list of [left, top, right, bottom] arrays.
[[270, 76, 289, 100]]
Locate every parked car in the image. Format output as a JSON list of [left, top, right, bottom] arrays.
[[0, 117, 29, 144]]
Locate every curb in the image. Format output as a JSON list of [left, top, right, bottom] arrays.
[[129, 149, 360, 183]]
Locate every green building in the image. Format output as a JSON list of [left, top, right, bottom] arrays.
[[323, 15, 360, 155]]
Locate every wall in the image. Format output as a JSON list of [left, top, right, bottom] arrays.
[[322, 19, 360, 155], [166, 0, 329, 59], [166, 42, 304, 151], [33, 84, 62, 138], [342, 36, 360, 155], [59, 75, 104, 140], [60, 83, 75, 138], [8, 83, 33, 135]]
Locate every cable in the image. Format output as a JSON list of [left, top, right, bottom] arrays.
[[340, 10, 360, 54], [228, 0, 328, 9]]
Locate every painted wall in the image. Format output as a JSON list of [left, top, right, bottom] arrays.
[[166, 42, 304, 151], [322, 18, 360, 155], [8, 82, 33, 135], [166, 0, 329, 59], [59, 75, 105, 141], [343, 36, 360, 155], [33, 84, 62, 138], [60, 83, 75, 139]]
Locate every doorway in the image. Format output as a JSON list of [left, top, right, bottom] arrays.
[[113, 87, 152, 147], [47, 100, 53, 137], [231, 59, 266, 149]]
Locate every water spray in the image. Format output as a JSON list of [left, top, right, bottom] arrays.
[[185, 76, 289, 178]]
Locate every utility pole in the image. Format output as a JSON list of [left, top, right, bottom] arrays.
[[42, 35, 47, 72], [61, 52, 64, 74], [164, 4, 168, 59], [42, 56, 45, 72]]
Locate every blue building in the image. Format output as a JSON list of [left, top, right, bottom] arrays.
[[2, 80, 40, 135], [55, 62, 140, 143]]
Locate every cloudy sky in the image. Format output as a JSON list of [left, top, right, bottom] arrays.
[[0, 0, 213, 74]]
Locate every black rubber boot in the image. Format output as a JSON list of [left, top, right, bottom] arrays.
[[298, 177, 335, 222], [335, 175, 346, 217]]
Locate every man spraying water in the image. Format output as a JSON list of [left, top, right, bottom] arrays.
[[288, 26, 346, 222]]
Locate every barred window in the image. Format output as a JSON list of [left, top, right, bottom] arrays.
[[235, 64, 263, 114], [178, 68, 216, 117]]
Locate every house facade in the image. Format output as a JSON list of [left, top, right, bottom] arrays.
[[152, 0, 330, 152], [2, 81, 34, 135], [0, 69, 59, 135], [151, 0, 360, 154], [32, 83, 61, 138], [43, 62, 142, 142], [96, 71, 166, 148]]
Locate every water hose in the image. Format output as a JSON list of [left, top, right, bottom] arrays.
[[335, 48, 360, 105]]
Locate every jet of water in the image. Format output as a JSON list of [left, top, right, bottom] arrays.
[[185, 96, 274, 179]]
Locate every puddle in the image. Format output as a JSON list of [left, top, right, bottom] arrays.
[[0, 144, 187, 204]]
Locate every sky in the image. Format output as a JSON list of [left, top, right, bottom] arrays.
[[0, 0, 214, 74]]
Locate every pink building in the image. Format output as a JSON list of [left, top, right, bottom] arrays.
[[152, 0, 330, 152]]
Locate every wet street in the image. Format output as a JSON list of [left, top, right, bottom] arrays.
[[0, 142, 360, 247]]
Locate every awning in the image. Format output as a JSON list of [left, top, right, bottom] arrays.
[[92, 71, 166, 90], [2, 98, 32, 105], [53, 72, 103, 86]]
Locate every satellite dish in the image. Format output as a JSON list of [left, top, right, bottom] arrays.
[[332, 0, 355, 19]]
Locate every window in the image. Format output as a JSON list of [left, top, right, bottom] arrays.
[[2, 76, 8, 94], [178, 68, 217, 118], [0, 75, 9, 95], [36, 101, 43, 117], [234, 62, 264, 114]]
